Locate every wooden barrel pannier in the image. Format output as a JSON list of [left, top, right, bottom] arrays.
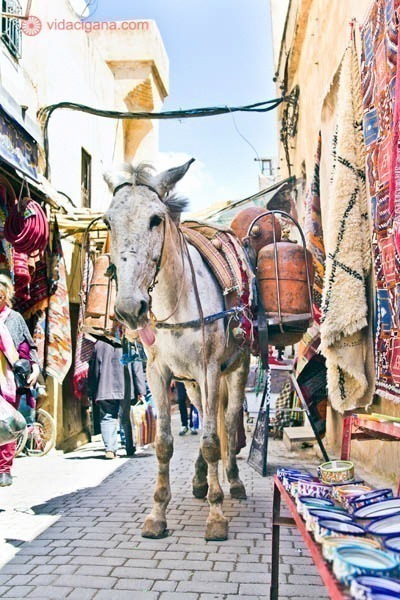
[[230, 207, 281, 253], [83, 254, 116, 336], [257, 241, 314, 346]]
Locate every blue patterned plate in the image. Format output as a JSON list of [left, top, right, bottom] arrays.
[[353, 497, 400, 520], [366, 513, 400, 536], [350, 575, 400, 599], [349, 488, 393, 511]]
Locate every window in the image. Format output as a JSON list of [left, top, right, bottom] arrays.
[[81, 148, 92, 208], [1, 0, 22, 59]]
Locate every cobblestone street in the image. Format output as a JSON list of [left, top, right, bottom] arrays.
[[0, 414, 329, 600]]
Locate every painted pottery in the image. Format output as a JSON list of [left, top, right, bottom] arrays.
[[383, 535, 400, 562], [318, 460, 354, 485], [366, 513, 400, 537], [349, 489, 393, 513], [334, 484, 372, 509], [314, 519, 365, 544], [322, 536, 381, 563], [296, 495, 334, 517], [297, 480, 332, 500], [353, 497, 400, 521], [350, 575, 400, 600], [332, 545, 398, 586], [306, 508, 351, 533]]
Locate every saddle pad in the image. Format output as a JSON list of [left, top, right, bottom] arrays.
[[180, 221, 253, 302]]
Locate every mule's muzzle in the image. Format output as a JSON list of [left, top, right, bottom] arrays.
[[115, 298, 149, 330]]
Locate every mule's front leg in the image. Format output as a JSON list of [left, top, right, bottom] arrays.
[[142, 376, 173, 539], [201, 377, 228, 541]]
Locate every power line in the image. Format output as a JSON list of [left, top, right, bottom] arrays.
[[37, 98, 285, 178]]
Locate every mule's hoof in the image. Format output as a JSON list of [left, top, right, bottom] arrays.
[[192, 483, 208, 499], [142, 517, 168, 539], [205, 517, 228, 541], [230, 483, 247, 500]]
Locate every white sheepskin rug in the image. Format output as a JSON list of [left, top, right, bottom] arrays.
[[320, 39, 374, 413]]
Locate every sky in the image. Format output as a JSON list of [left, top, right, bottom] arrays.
[[84, 0, 278, 213]]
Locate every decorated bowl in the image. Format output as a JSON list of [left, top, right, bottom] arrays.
[[282, 473, 315, 493], [322, 535, 381, 563], [350, 575, 400, 599], [318, 460, 354, 485], [366, 513, 400, 538], [296, 495, 334, 518], [383, 534, 400, 562], [314, 518, 365, 544], [334, 484, 372, 509], [297, 479, 332, 500], [349, 489, 393, 513], [277, 467, 305, 480], [307, 507, 351, 533], [353, 497, 400, 521], [332, 545, 398, 586]]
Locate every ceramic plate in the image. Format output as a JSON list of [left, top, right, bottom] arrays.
[[349, 489, 393, 507], [318, 519, 365, 535], [366, 514, 400, 536], [334, 545, 397, 570], [309, 508, 352, 521], [384, 535, 400, 552], [353, 498, 400, 520], [297, 496, 334, 507], [351, 575, 400, 596]]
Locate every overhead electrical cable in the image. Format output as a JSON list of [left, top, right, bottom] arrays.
[[37, 98, 285, 177]]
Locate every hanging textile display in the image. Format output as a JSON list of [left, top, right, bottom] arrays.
[[44, 218, 72, 383], [297, 133, 325, 373], [296, 134, 328, 434], [73, 251, 94, 399], [320, 37, 374, 413], [361, 0, 400, 402]]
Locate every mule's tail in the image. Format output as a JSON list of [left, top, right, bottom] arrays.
[[217, 377, 228, 476]]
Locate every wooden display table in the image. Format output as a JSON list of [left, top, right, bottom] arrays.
[[270, 475, 348, 600], [341, 414, 400, 495]]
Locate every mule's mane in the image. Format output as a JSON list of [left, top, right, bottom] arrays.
[[120, 162, 189, 218]]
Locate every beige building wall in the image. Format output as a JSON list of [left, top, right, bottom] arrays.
[[0, 0, 169, 449], [270, 0, 400, 485]]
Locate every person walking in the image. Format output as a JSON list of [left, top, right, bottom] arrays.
[[174, 381, 199, 435], [0, 275, 40, 486], [88, 339, 146, 458]]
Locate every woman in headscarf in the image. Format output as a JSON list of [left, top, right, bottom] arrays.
[[0, 275, 40, 486]]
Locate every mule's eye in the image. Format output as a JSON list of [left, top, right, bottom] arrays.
[[149, 215, 163, 229], [103, 217, 111, 230]]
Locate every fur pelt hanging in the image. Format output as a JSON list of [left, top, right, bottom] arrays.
[[320, 37, 374, 413]]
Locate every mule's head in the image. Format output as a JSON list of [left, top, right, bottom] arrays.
[[104, 159, 194, 330]]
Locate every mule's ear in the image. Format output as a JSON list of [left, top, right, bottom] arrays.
[[103, 170, 129, 193], [153, 158, 195, 198]]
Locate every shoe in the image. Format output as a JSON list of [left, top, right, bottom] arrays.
[[105, 451, 117, 460], [179, 426, 188, 436], [190, 428, 198, 435], [0, 473, 12, 486]]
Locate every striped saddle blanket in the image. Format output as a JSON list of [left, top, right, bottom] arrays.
[[180, 220, 254, 307]]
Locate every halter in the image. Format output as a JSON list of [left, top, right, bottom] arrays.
[[108, 182, 244, 329]]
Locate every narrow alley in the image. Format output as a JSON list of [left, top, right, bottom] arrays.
[[0, 413, 329, 600]]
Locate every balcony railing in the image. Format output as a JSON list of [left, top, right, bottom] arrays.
[[1, 0, 22, 59]]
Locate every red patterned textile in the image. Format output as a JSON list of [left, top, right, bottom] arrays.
[[361, 0, 400, 401]]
